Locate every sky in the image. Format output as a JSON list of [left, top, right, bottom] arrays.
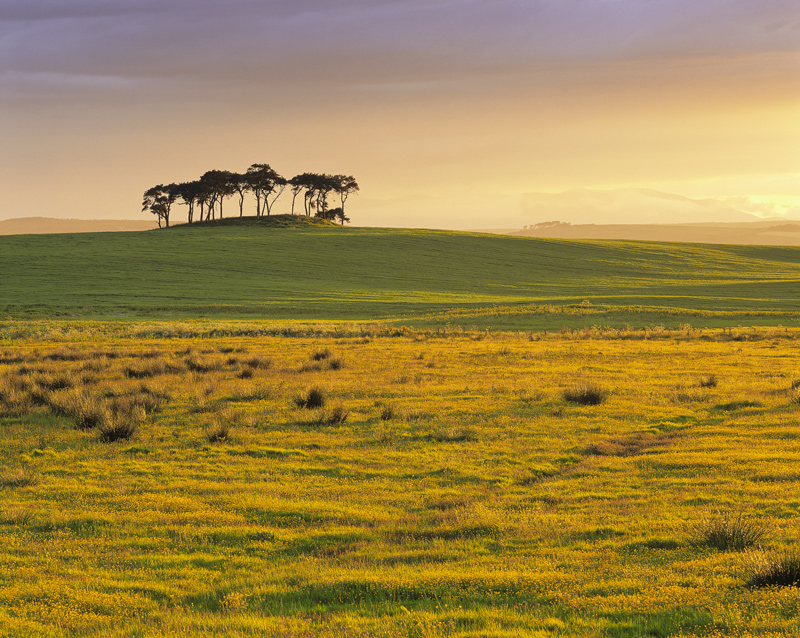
[[1, 0, 799, 228]]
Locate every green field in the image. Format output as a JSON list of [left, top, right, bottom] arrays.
[[2, 218, 799, 328]]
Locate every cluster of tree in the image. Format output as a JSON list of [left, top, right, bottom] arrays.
[[142, 164, 359, 228]]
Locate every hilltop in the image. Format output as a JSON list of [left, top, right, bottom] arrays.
[[1, 224, 799, 328]]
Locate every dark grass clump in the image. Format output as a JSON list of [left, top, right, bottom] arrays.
[[318, 405, 349, 425], [44, 347, 85, 362], [311, 349, 332, 361], [98, 405, 144, 442], [698, 374, 718, 388], [690, 511, 765, 551], [46, 390, 110, 430], [185, 356, 221, 373], [33, 372, 76, 391], [205, 418, 230, 443], [563, 383, 608, 406], [124, 360, 168, 379], [327, 357, 344, 370], [294, 386, 325, 409], [747, 550, 800, 588], [0, 467, 38, 489], [244, 355, 272, 370], [379, 405, 395, 421]]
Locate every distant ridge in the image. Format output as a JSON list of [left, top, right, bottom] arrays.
[[0, 217, 156, 235], [511, 221, 800, 246], [519, 188, 759, 225]]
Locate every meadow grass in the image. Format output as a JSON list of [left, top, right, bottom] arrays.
[[2, 325, 800, 636], [2, 224, 800, 329]]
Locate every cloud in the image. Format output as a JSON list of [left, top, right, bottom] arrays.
[[3, 0, 798, 95]]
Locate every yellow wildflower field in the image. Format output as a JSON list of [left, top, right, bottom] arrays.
[[1, 322, 799, 637]]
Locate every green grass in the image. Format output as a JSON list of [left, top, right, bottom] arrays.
[[2, 217, 800, 328]]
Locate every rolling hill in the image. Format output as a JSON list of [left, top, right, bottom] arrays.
[[1, 218, 799, 328]]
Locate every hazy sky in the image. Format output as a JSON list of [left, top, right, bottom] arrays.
[[2, 0, 799, 227]]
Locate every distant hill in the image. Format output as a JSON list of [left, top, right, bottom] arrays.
[[511, 221, 800, 246], [0, 217, 156, 235], [519, 188, 760, 225]]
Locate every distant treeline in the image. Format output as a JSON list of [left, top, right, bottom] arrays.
[[142, 164, 358, 228]]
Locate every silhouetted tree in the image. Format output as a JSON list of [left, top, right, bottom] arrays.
[[143, 164, 357, 226], [246, 164, 286, 216], [199, 170, 236, 220], [230, 172, 250, 217], [332, 174, 358, 223], [142, 183, 179, 228], [176, 181, 202, 224], [289, 173, 315, 216]]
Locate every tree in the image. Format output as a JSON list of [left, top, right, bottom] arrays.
[[310, 174, 338, 219], [332, 174, 358, 223], [230, 172, 250, 218], [289, 173, 313, 216], [176, 181, 202, 224], [199, 170, 236, 220], [246, 164, 286, 216], [142, 183, 179, 228]]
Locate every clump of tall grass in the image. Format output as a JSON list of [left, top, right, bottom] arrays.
[[44, 347, 85, 362], [313, 405, 349, 425], [33, 371, 76, 391], [203, 418, 231, 443], [311, 349, 332, 361], [0, 377, 33, 417], [47, 389, 110, 430], [98, 404, 144, 442], [185, 355, 222, 373], [746, 550, 800, 588], [698, 374, 718, 388], [563, 383, 608, 406], [244, 355, 272, 370], [0, 466, 38, 488], [690, 511, 765, 551], [124, 360, 169, 379], [0, 507, 35, 526], [294, 386, 325, 409]]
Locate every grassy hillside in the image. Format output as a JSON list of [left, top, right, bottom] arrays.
[[2, 218, 799, 327]]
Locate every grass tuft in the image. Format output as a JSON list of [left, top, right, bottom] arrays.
[[746, 550, 800, 588], [294, 386, 325, 409], [698, 374, 718, 388], [0, 467, 38, 488], [244, 355, 272, 370], [205, 418, 231, 443], [98, 405, 144, 442], [320, 405, 349, 425], [690, 511, 765, 551], [563, 383, 608, 406]]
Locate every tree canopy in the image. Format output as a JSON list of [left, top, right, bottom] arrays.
[[142, 165, 358, 228]]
